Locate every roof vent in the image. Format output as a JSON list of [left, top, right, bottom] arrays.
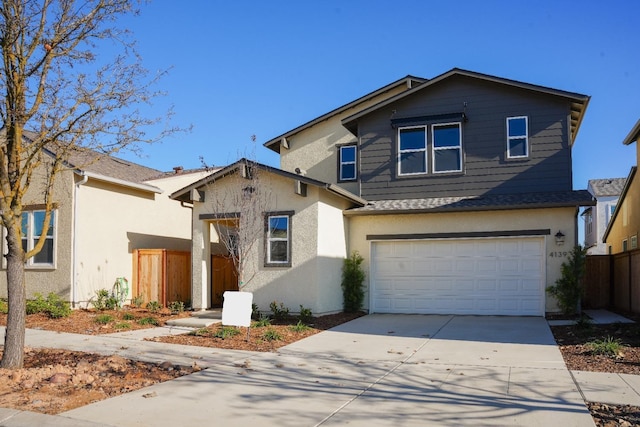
[[173, 166, 184, 174]]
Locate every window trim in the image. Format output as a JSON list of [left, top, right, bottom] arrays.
[[264, 211, 293, 267], [432, 122, 463, 174], [4, 209, 57, 270], [397, 126, 428, 176], [338, 144, 357, 182], [631, 235, 638, 250], [506, 116, 529, 159]]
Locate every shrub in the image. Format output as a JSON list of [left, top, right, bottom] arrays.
[[122, 312, 136, 321], [298, 305, 313, 324], [253, 317, 271, 328], [341, 251, 365, 312], [113, 322, 131, 330], [95, 314, 114, 324], [130, 294, 144, 308], [587, 336, 623, 357], [547, 246, 587, 315], [0, 299, 7, 314], [269, 301, 290, 321], [137, 316, 158, 326], [289, 320, 311, 333], [146, 301, 161, 313], [262, 328, 282, 341], [26, 293, 71, 318], [93, 289, 118, 311], [168, 301, 185, 314], [251, 303, 261, 320], [214, 326, 241, 339]]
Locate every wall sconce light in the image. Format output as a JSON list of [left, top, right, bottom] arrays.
[[555, 231, 565, 246]]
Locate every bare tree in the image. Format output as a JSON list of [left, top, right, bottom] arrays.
[[0, 0, 179, 368], [206, 158, 273, 293]]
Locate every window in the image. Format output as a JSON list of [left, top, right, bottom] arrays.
[[432, 123, 462, 173], [585, 211, 593, 235], [632, 235, 638, 250], [265, 212, 292, 266], [398, 127, 427, 175], [339, 145, 357, 181], [507, 116, 528, 158], [21, 210, 55, 267], [623, 239, 628, 252]]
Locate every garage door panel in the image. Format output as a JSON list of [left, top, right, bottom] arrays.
[[371, 237, 545, 316]]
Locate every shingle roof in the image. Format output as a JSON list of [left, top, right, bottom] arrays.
[[66, 150, 162, 184], [344, 190, 595, 215], [588, 178, 627, 197]]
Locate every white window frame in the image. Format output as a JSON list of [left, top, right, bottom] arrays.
[[432, 122, 463, 174], [339, 145, 357, 181], [265, 213, 291, 266], [506, 116, 529, 159], [20, 209, 57, 269], [398, 126, 428, 176], [631, 235, 638, 250]]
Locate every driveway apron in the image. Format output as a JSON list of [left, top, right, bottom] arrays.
[[63, 314, 594, 427]]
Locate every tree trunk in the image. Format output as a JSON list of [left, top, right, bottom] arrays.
[[1, 229, 27, 369]]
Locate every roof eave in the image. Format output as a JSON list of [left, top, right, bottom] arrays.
[[622, 119, 640, 146], [603, 166, 637, 242], [76, 171, 163, 194]]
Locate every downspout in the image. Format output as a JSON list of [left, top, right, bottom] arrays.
[[72, 172, 89, 308]]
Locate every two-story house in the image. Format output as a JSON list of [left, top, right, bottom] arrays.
[[582, 178, 626, 254], [173, 68, 594, 316]]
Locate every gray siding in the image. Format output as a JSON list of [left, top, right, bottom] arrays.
[[357, 75, 573, 200]]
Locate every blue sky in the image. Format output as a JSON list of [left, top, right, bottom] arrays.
[[118, 0, 639, 190]]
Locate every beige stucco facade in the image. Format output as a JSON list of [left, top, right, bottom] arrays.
[[347, 207, 579, 313], [606, 171, 639, 254], [190, 171, 353, 315]]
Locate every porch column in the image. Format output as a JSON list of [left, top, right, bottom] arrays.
[[191, 217, 211, 310]]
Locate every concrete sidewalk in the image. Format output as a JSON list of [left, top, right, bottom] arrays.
[[0, 312, 636, 426]]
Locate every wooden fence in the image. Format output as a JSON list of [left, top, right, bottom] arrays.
[[584, 249, 640, 312], [132, 249, 191, 307]]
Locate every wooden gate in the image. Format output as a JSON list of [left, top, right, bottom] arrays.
[[133, 249, 191, 307], [211, 255, 238, 306]]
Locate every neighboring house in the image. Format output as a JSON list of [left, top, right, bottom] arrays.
[[582, 178, 626, 254], [0, 146, 209, 307], [174, 68, 595, 316], [604, 119, 640, 254]]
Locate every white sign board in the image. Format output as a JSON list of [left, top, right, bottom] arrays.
[[221, 291, 253, 328]]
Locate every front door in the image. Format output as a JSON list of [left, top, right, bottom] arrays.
[[211, 255, 239, 306]]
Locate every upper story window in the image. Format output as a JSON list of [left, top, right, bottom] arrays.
[[584, 210, 593, 235], [432, 123, 462, 173], [398, 127, 427, 175], [22, 210, 55, 267], [265, 212, 292, 267], [339, 145, 357, 181], [507, 116, 529, 158], [606, 204, 616, 226]]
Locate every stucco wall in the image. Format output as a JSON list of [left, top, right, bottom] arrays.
[[73, 170, 209, 305], [586, 195, 618, 254], [191, 171, 352, 315], [279, 85, 408, 195], [606, 174, 640, 254], [347, 207, 578, 314]]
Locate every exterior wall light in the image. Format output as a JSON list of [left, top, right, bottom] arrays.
[[555, 231, 565, 246]]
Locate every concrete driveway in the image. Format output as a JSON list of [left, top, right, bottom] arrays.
[[63, 314, 594, 427]]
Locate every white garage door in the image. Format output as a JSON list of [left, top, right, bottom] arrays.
[[371, 237, 545, 316]]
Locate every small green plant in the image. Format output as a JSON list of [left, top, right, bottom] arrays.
[[130, 294, 144, 308], [290, 320, 311, 333], [251, 303, 261, 320], [95, 314, 114, 324], [262, 328, 282, 341], [189, 328, 210, 337], [146, 301, 161, 313], [213, 326, 241, 339], [113, 322, 131, 330], [93, 289, 119, 311], [587, 336, 623, 357], [122, 312, 136, 321], [298, 305, 313, 324], [547, 245, 587, 315], [168, 301, 185, 314], [253, 317, 271, 328], [575, 315, 593, 330], [137, 316, 159, 326], [26, 293, 71, 318], [269, 301, 290, 321], [342, 251, 365, 312], [0, 299, 7, 314]]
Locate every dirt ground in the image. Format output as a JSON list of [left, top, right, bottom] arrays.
[[1, 308, 640, 425], [0, 308, 363, 415]]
